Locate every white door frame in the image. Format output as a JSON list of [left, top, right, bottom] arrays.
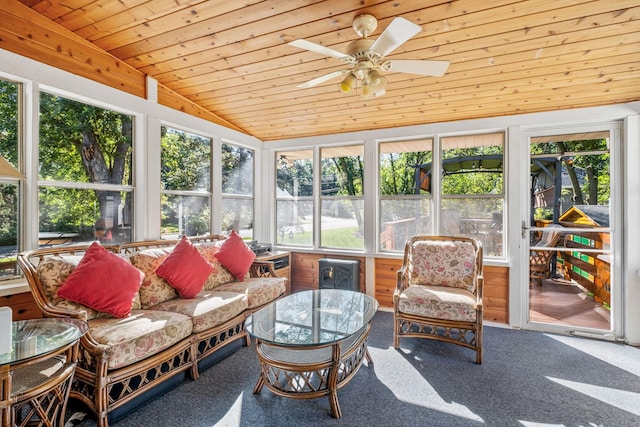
[[509, 121, 623, 340]]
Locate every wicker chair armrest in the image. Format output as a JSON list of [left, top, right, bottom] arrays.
[[476, 274, 484, 305], [395, 264, 410, 294], [249, 260, 277, 278], [39, 304, 92, 321]]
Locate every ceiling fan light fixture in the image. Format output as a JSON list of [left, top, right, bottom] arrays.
[[291, 14, 447, 97], [339, 73, 357, 94], [361, 81, 372, 98], [368, 70, 387, 92]]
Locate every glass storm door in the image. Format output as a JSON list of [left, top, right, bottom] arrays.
[[526, 128, 618, 336]]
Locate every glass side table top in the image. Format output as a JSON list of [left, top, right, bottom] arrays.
[[0, 318, 88, 365], [247, 289, 379, 347]]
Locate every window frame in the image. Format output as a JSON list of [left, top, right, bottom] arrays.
[[37, 90, 136, 247], [274, 149, 314, 248], [159, 125, 212, 239], [318, 144, 365, 251], [220, 140, 255, 240], [377, 138, 434, 253], [0, 76, 23, 280]]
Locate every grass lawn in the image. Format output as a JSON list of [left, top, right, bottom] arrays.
[[277, 227, 363, 249]]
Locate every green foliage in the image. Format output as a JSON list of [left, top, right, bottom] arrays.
[[0, 80, 18, 165], [160, 127, 210, 191], [277, 159, 313, 197], [0, 80, 19, 245], [0, 185, 18, 246], [443, 171, 503, 195], [39, 187, 98, 231], [222, 144, 253, 194], [160, 194, 210, 237], [442, 146, 504, 195], [39, 93, 132, 184], [322, 155, 363, 196], [534, 207, 554, 221], [379, 151, 431, 195], [531, 139, 610, 206]]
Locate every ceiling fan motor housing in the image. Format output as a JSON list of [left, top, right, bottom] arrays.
[[352, 14, 378, 38]]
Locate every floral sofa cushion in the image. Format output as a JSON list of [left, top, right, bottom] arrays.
[[130, 248, 178, 309], [408, 240, 478, 293], [87, 309, 193, 370], [193, 243, 236, 289], [149, 290, 248, 333], [36, 254, 142, 320], [397, 284, 478, 322], [215, 277, 286, 309]]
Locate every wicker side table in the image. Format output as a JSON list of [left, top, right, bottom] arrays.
[[0, 318, 87, 427]]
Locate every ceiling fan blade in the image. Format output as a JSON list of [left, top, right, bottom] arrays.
[[370, 17, 421, 58], [386, 59, 450, 77], [288, 39, 349, 60], [296, 70, 350, 88]]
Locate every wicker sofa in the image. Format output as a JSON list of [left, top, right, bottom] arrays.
[[17, 234, 287, 427]]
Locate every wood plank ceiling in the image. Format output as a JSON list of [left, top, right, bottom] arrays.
[[15, 0, 640, 141]]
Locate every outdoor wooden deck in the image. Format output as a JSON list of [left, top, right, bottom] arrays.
[[529, 277, 610, 330]]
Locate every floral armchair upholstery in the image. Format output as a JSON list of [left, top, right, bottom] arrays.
[[393, 235, 484, 364]]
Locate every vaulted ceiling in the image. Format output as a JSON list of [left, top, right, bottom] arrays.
[[12, 0, 640, 141]]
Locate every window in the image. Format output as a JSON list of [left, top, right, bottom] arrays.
[[0, 78, 22, 278], [39, 92, 134, 246], [379, 139, 433, 252], [441, 133, 505, 257], [320, 145, 364, 250], [160, 126, 211, 238], [221, 143, 254, 239], [275, 150, 313, 246]]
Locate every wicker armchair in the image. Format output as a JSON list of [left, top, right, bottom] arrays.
[[393, 236, 483, 364], [529, 224, 564, 286]]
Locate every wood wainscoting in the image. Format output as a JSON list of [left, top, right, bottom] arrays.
[[374, 258, 509, 323], [0, 291, 42, 320], [291, 253, 508, 324], [290, 253, 366, 294]]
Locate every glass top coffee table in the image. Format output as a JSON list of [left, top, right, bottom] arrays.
[[246, 289, 378, 418]]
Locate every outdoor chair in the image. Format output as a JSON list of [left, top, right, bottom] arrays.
[[529, 224, 564, 286], [393, 235, 484, 364]]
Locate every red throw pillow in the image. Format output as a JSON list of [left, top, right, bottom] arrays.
[[156, 236, 213, 298], [57, 242, 144, 318], [214, 230, 256, 281]]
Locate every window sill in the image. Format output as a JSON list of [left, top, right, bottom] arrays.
[[0, 280, 30, 297]]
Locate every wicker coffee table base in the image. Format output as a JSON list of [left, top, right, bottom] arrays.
[[252, 323, 372, 418]]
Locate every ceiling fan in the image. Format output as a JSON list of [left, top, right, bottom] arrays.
[[289, 14, 449, 98]]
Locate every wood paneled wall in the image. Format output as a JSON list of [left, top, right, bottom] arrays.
[[290, 253, 366, 294], [291, 253, 509, 323], [483, 265, 509, 323], [0, 292, 42, 321]]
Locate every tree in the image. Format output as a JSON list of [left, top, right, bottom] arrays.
[[39, 93, 133, 231], [379, 151, 431, 195], [160, 127, 211, 235], [0, 80, 19, 246]]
